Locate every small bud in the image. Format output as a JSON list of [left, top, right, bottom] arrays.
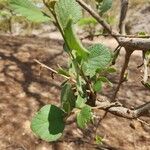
[[44, 0, 58, 9]]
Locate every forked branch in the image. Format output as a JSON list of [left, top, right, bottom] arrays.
[[77, 0, 150, 52]]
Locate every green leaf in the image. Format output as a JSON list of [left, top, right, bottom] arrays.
[[138, 31, 147, 36], [76, 95, 86, 109], [83, 44, 112, 77], [77, 105, 92, 128], [64, 19, 89, 58], [68, 61, 77, 77], [31, 105, 65, 142], [61, 82, 76, 114], [99, 77, 109, 82], [9, 0, 51, 22], [142, 81, 150, 89], [93, 79, 102, 92], [95, 135, 103, 145], [55, 0, 89, 58], [99, 76, 113, 87], [78, 17, 98, 26], [98, 0, 112, 14], [57, 67, 70, 77], [106, 67, 116, 73], [55, 0, 82, 28]]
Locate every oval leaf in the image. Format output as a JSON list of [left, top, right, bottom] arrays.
[[55, 0, 82, 28], [31, 105, 65, 142]]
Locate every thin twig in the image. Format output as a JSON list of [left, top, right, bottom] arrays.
[[34, 59, 57, 74], [137, 118, 150, 126], [81, 33, 150, 39], [112, 49, 133, 101], [76, 0, 118, 41], [34, 59, 76, 83], [77, 0, 150, 52]]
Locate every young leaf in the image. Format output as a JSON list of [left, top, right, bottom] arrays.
[[78, 17, 98, 26], [9, 0, 51, 22], [64, 19, 89, 58], [76, 95, 86, 109], [57, 67, 70, 77], [55, 0, 82, 28], [93, 79, 102, 92], [77, 105, 92, 129], [31, 105, 65, 142], [61, 82, 76, 114], [55, 0, 89, 58], [99, 76, 109, 82], [98, 0, 112, 14], [83, 44, 112, 77], [106, 67, 116, 73], [95, 135, 103, 145], [99, 76, 113, 87]]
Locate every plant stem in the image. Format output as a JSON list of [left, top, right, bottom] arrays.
[[34, 59, 76, 83], [112, 48, 133, 101]]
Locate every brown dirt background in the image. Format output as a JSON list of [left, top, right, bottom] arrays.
[[0, 34, 149, 150]]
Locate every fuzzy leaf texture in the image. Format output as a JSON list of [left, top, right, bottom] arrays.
[[97, 0, 112, 14], [31, 105, 65, 142], [9, 0, 51, 22], [61, 83, 76, 114], [83, 44, 112, 77], [77, 105, 92, 128], [55, 0, 82, 28]]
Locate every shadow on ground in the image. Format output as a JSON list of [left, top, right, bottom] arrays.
[[0, 35, 149, 150]]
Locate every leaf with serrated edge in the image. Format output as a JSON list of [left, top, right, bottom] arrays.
[[55, 0, 82, 28], [77, 105, 92, 128], [31, 105, 65, 142], [83, 44, 112, 77]]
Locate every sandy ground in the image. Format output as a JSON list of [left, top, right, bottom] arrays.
[[0, 34, 149, 150]]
